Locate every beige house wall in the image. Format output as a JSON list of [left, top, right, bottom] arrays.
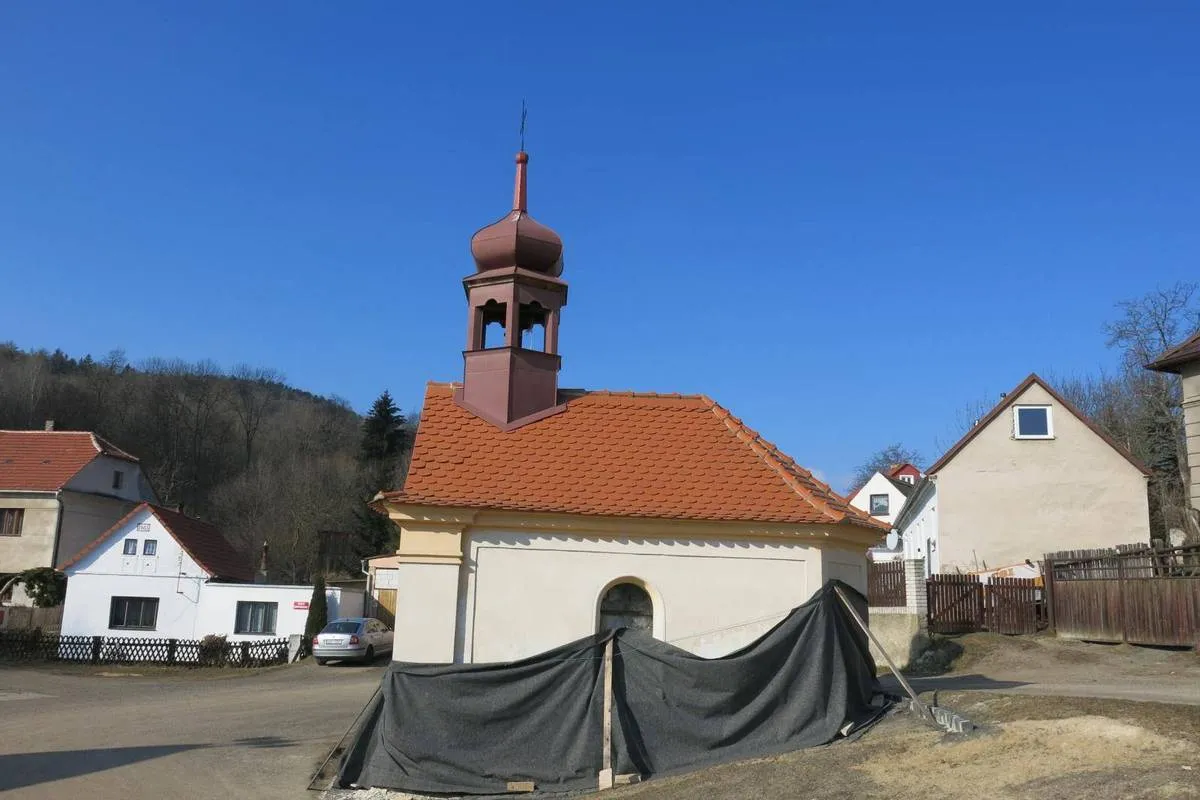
[[1181, 363, 1200, 513], [936, 382, 1150, 571], [0, 494, 61, 575], [56, 492, 139, 568]]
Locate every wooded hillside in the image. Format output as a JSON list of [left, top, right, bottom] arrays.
[[0, 344, 413, 582]]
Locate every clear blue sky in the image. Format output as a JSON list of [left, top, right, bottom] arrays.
[[2, 3, 1197, 491]]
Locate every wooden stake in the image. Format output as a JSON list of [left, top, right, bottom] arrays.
[[598, 636, 615, 790], [832, 584, 934, 723]]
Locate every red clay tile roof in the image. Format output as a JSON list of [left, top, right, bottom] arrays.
[[0, 430, 139, 492], [382, 383, 885, 530], [61, 503, 253, 581], [1146, 329, 1200, 374], [926, 373, 1150, 476]]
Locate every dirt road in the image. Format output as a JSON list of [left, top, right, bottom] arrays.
[[0, 659, 383, 799], [883, 632, 1200, 706]]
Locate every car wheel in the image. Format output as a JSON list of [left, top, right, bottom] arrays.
[[316, 658, 328, 666], [363, 646, 375, 664]]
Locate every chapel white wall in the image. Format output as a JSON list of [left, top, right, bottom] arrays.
[[456, 531, 829, 663]]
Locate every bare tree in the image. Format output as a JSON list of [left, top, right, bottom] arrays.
[[849, 443, 923, 493], [227, 365, 285, 467], [1101, 282, 1200, 539]]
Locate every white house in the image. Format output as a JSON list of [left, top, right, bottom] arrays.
[[849, 471, 916, 529], [849, 470, 919, 562], [890, 477, 938, 575], [60, 503, 362, 641], [898, 374, 1151, 574], [1, 428, 158, 604]]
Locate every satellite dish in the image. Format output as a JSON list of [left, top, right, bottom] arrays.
[[885, 532, 899, 550]]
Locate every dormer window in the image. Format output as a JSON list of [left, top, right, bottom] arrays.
[[1014, 406, 1053, 439], [899, 474, 914, 484], [112, 470, 125, 491]]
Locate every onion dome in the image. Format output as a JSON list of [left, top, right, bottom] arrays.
[[470, 152, 564, 276]]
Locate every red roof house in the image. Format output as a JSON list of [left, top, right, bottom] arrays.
[[1, 429, 158, 585]]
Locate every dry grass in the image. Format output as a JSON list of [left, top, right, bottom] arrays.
[[596, 692, 1200, 800]]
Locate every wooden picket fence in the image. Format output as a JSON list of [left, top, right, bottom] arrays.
[[867, 560, 906, 606], [926, 574, 1045, 635], [0, 631, 290, 667]]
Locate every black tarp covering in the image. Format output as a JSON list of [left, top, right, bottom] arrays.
[[338, 581, 882, 795]]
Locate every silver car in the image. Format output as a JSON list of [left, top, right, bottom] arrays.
[[312, 617, 394, 664]]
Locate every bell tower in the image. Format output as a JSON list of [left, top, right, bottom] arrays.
[[456, 151, 568, 430]]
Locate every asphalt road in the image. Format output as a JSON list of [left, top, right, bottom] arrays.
[[0, 659, 384, 800]]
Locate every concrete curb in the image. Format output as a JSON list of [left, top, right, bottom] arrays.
[[929, 703, 975, 734]]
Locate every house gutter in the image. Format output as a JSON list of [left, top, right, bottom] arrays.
[[49, 489, 66, 569]]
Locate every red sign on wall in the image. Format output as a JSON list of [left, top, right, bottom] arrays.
[[293, 601, 310, 610]]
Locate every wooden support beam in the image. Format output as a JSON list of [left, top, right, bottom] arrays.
[[598, 636, 615, 790], [832, 584, 934, 723]]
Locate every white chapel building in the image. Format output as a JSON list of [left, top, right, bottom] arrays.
[[372, 150, 885, 664]]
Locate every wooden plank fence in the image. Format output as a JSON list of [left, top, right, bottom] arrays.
[[987, 577, 1045, 635], [0, 632, 290, 667], [867, 560, 906, 606], [926, 574, 983, 633], [1044, 543, 1200, 647], [926, 574, 1045, 635]]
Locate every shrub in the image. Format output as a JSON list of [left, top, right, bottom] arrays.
[[303, 577, 329, 654], [199, 634, 228, 666], [16, 568, 66, 607]]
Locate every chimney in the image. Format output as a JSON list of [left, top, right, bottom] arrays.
[[255, 541, 270, 584], [44, 420, 54, 432]]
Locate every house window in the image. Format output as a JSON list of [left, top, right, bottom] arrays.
[[869, 494, 890, 516], [1014, 406, 1053, 439], [598, 582, 653, 634], [112, 470, 124, 491], [235, 601, 278, 635], [143, 540, 157, 556], [899, 474, 914, 484], [0, 508, 24, 537], [109, 596, 159, 630], [122, 539, 138, 556]]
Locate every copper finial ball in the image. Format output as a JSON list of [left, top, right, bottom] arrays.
[[516, 151, 529, 164]]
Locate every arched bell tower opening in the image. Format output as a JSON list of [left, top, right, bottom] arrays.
[[456, 150, 569, 430], [519, 301, 547, 352]]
